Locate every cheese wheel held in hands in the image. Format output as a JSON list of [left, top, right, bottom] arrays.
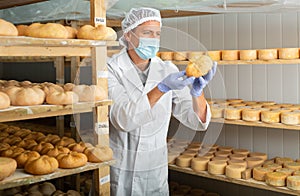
[[186, 55, 214, 78]]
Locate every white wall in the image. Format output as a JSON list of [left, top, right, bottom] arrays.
[[163, 12, 300, 160]]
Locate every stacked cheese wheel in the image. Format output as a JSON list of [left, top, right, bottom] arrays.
[[0, 124, 113, 176], [169, 181, 220, 196]]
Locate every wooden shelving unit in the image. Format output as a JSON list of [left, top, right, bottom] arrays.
[[169, 164, 299, 196]]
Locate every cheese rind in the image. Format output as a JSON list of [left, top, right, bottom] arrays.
[[287, 176, 300, 190], [278, 48, 299, 59], [225, 164, 246, 179], [222, 50, 239, 60], [265, 172, 287, 186], [281, 111, 300, 125], [258, 49, 278, 60], [261, 110, 281, 123], [208, 160, 227, 175], [242, 109, 261, 121], [191, 157, 210, 172], [239, 50, 257, 60], [253, 167, 273, 181]]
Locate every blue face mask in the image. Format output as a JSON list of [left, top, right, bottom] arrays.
[[134, 37, 160, 60]]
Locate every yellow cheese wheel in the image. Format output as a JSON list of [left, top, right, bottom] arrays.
[[258, 49, 278, 60], [210, 106, 224, 118], [284, 162, 300, 171], [181, 150, 197, 157], [173, 51, 187, 61], [229, 103, 247, 107], [198, 153, 214, 160], [199, 148, 216, 155], [229, 153, 247, 160], [186, 55, 214, 77], [224, 107, 243, 120], [191, 157, 210, 172], [0, 157, 17, 181], [201, 144, 219, 150], [160, 52, 173, 60], [243, 101, 257, 105], [239, 50, 257, 60], [293, 171, 300, 176], [276, 168, 295, 176], [265, 172, 287, 186], [281, 111, 300, 125], [263, 163, 282, 171], [227, 159, 247, 168], [221, 50, 239, 60], [226, 98, 244, 103], [214, 151, 232, 158], [186, 146, 200, 152], [278, 48, 299, 59], [261, 110, 281, 123], [208, 160, 227, 175], [262, 104, 281, 110], [258, 101, 276, 106], [249, 152, 268, 161], [287, 176, 300, 190], [249, 103, 264, 108], [225, 164, 246, 179], [175, 155, 194, 168], [207, 51, 221, 61], [275, 157, 294, 165], [253, 167, 273, 181], [242, 108, 261, 121], [232, 148, 250, 156], [217, 146, 233, 152], [211, 156, 229, 162], [187, 51, 205, 61], [245, 157, 264, 168]]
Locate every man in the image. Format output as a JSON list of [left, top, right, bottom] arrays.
[[108, 7, 217, 196]]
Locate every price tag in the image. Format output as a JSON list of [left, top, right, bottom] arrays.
[[97, 71, 108, 78], [95, 122, 109, 135], [100, 175, 110, 185], [94, 17, 106, 26]]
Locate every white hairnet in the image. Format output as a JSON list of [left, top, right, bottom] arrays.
[[119, 7, 162, 47]]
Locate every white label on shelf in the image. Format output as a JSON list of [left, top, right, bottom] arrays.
[[95, 17, 106, 26], [97, 71, 108, 78], [95, 122, 109, 135], [100, 175, 110, 185]]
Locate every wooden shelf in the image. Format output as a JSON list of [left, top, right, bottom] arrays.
[[0, 0, 45, 9], [169, 164, 299, 196], [0, 161, 115, 190], [0, 100, 113, 123], [211, 118, 300, 130], [173, 59, 300, 65]]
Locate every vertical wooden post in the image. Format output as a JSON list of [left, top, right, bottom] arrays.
[[90, 0, 106, 27]]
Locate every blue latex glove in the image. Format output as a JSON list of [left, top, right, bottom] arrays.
[[190, 62, 217, 97], [158, 71, 195, 93]]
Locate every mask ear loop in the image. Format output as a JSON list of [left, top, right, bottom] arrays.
[[126, 31, 141, 50]]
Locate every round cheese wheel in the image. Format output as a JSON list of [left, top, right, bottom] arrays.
[[218, 146, 233, 152], [263, 163, 282, 171], [181, 150, 197, 157], [187, 51, 205, 61], [173, 51, 187, 61], [239, 50, 257, 60], [258, 101, 276, 106], [293, 171, 300, 176], [242, 108, 261, 121], [262, 104, 281, 110], [208, 160, 227, 175], [0, 19, 18, 36], [0, 157, 17, 181], [287, 176, 300, 190], [186, 55, 214, 78], [191, 157, 210, 172], [278, 48, 299, 59], [221, 50, 238, 60], [229, 153, 247, 160], [281, 111, 300, 125], [175, 155, 194, 168], [243, 101, 257, 105], [261, 110, 281, 123], [197, 153, 214, 160], [199, 148, 216, 155], [227, 159, 247, 168], [275, 157, 294, 165], [207, 51, 221, 61], [160, 52, 173, 60], [276, 103, 294, 108], [265, 172, 287, 186], [249, 103, 264, 108], [284, 162, 300, 171], [276, 168, 295, 176], [229, 103, 247, 107], [214, 151, 231, 158], [258, 49, 278, 60], [249, 152, 268, 161], [253, 167, 273, 181], [201, 144, 219, 150], [178, 185, 192, 194], [224, 107, 243, 120], [211, 156, 229, 162], [226, 99, 244, 103], [232, 148, 250, 156], [185, 147, 200, 153], [245, 157, 264, 168], [210, 106, 224, 118], [0, 92, 10, 109], [225, 164, 246, 179], [187, 142, 201, 149], [215, 101, 230, 106], [190, 189, 206, 196]]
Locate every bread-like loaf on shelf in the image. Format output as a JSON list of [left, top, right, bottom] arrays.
[[15, 150, 40, 168], [185, 55, 213, 78], [221, 50, 238, 60], [278, 48, 299, 59], [258, 49, 278, 60], [41, 146, 70, 157], [4, 86, 45, 106], [16, 24, 28, 36], [0, 157, 17, 181], [72, 85, 107, 102], [68, 142, 87, 153], [0, 19, 18, 36], [239, 50, 257, 60], [0, 92, 10, 109], [77, 25, 117, 40], [84, 145, 113, 163], [26, 23, 69, 39], [65, 26, 78, 39], [24, 155, 59, 175], [46, 91, 79, 105], [56, 151, 88, 168]]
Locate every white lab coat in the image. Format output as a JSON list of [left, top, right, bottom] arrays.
[[108, 49, 211, 196]]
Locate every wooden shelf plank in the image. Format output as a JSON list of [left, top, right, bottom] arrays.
[[173, 59, 300, 65], [169, 164, 299, 196], [0, 0, 45, 9], [0, 100, 113, 123], [211, 118, 300, 130], [0, 161, 115, 190]]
